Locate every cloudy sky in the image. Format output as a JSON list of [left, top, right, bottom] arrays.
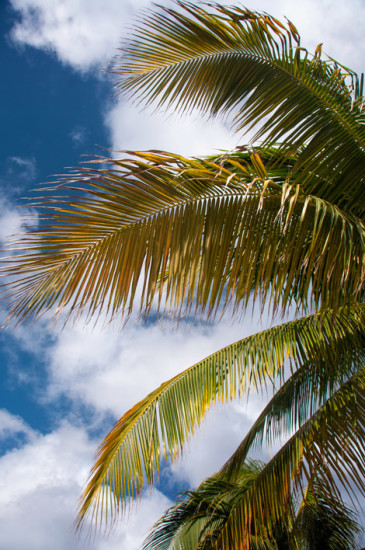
[[0, 1, 364, 549]]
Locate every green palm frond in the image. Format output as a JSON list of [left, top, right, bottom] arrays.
[[293, 483, 361, 550], [143, 460, 361, 550], [142, 460, 265, 550], [2, 151, 364, 325], [114, 2, 365, 213], [76, 306, 365, 530], [217, 367, 365, 549], [222, 328, 365, 479]]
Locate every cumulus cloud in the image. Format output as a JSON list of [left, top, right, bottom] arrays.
[[4, 295, 275, 493], [105, 101, 239, 157], [255, 0, 365, 73], [9, 0, 364, 74], [9, 0, 150, 72], [0, 420, 172, 549], [8, 0, 364, 157], [69, 126, 87, 148], [8, 307, 274, 500], [44, 310, 272, 416], [0, 194, 37, 245], [171, 400, 269, 488], [103, 0, 364, 154]]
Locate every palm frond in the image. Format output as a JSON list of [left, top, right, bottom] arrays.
[[217, 366, 365, 549], [114, 2, 365, 213], [75, 306, 365, 529], [2, 151, 364, 325], [143, 459, 361, 550], [142, 460, 265, 550], [293, 483, 361, 550], [222, 324, 365, 479]]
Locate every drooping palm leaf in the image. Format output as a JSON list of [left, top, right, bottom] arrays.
[[76, 306, 365, 529], [217, 366, 365, 549], [222, 327, 365, 479], [143, 460, 361, 550], [293, 483, 361, 550], [142, 460, 269, 550], [114, 2, 365, 214], [2, 151, 364, 326]]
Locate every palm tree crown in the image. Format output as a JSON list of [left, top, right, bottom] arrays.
[[1, 3, 364, 547], [143, 461, 361, 550]]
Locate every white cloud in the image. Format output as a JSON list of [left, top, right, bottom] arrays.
[[0, 195, 37, 244], [11, 0, 365, 70], [9, 0, 150, 72], [9, 1, 364, 73], [95, 491, 172, 550], [44, 311, 272, 417], [0, 420, 172, 550], [5, 303, 275, 497], [103, 0, 364, 153], [0, 409, 36, 441], [0, 422, 92, 550], [70, 126, 86, 148], [171, 400, 269, 488], [8, 0, 364, 158], [250, 0, 365, 73], [106, 101, 239, 157]]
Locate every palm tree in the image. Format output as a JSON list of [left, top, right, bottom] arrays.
[[143, 461, 360, 550], [1, 2, 365, 547]]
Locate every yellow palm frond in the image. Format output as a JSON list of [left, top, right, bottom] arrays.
[[76, 305, 365, 530], [2, 152, 364, 325]]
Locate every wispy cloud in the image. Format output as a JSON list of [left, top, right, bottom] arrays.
[[69, 126, 86, 148], [6, 155, 36, 184], [0, 409, 36, 442]]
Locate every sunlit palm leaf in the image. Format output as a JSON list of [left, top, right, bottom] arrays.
[[217, 366, 365, 549], [2, 151, 364, 325], [222, 325, 365, 479], [143, 459, 360, 550], [76, 306, 365, 529], [114, 2, 365, 214]]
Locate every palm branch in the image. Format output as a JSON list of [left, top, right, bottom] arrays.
[[114, 2, 365, 213], [2, 151, 364, 325], [292, 483, 361, 550], [216, 366, 365, 549], [142, 460, 272, 550], [76, 306, 365, 529], [143, 460, 361, 550]]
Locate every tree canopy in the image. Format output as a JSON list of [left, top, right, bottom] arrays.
[[1, 3, 364, 547]]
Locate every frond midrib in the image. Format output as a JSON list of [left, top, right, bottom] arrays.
[[8, 184, 259, 273]]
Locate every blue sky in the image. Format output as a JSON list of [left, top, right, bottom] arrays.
[[0, 1, 364, 549]]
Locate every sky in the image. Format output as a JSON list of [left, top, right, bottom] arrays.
[[0, 1, 364, 549]]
